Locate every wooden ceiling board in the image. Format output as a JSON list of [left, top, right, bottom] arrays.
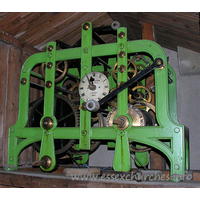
[[122, 12, 200, 52], [0, 13, 40, 36], [19, 12, 66, 42], [31, 12, 99, 50], [123, 12, 199, 37], [0, 12, 199, 54], [145, 12, 199, 29], [156, 30, 200, 53], [25, 12, 76, 44], [33, 12, 113, 51]]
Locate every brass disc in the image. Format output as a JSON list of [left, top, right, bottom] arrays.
[[106, 104, 145, 128]]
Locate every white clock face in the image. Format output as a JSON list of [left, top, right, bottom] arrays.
[[79, 72, 110, 102]]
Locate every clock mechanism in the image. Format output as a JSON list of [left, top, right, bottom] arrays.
[[78, 71, 110, 102]]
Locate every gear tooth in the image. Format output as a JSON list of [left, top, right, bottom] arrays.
[[29, 94, 80, 155]]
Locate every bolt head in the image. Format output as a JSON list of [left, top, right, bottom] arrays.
[[174, 164, 180, 170], [156, 59, 162, 66], [118, 31, 125, 39], [47, 62, 53, 69], [41, 156, 52, 169], [42, 117, 54, 130], [83, 23, 90, 30], [45, 81, 52, 88], [118, 51, 126, 58], [81, 130, 87, 136], [21, 78, 27, 85], [119, 131, 125, 136], [81, 102, 87, 111], [118, 65, 126, 73], [48, 45, 53, 51], [83, 47, 88, 53], [174, 127, 180, 133]]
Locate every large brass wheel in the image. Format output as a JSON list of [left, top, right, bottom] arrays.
[[128, 85, 152, 103], [112, 59, 137, 81], [41, 60, 68, 83]]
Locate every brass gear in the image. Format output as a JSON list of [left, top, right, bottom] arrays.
[[128, 85, 152, 103], [112, 59, 137, 81], [131, 100, 155, 113], [41, 60, 68, 83], [67, 82, 80, 104]]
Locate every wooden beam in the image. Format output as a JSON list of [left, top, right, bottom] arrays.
[[0, 29, 40, 54], [142, 22, 156, 41], [107, 12, 138, 40], [0, 169, 199, 188]]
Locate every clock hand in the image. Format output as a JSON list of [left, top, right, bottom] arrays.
[[86, 73, 96, 90], [85, 58, 164, 112]]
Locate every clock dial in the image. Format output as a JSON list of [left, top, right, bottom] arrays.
[[79, 72, 110, 102]]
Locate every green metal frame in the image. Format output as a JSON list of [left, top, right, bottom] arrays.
[[4, 22, 189, 182]]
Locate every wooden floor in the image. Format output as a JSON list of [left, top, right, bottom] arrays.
[[0, 167, 200, 188]]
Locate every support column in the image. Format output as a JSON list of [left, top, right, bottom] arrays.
[[142, 22, 166, 170]]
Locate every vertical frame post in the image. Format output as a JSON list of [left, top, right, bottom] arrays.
[[79, 22, 92, 150], [39, 42, 57, 171], [113, 27, 131, 171]]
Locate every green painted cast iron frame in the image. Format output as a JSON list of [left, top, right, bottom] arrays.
[[4, 22, 189, 182]]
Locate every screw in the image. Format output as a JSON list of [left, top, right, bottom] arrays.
[[118, 51, 125, 58], [119, 131, 124, 136], [83, 65, 88, 70], [48, 53, 52, 58], [82, 130, 87, 136], [119, 43, 124, 49], [83, 47, 88, 53], [21, 78, 27, 85], [174, 127, 180, 133], [48, 45, 53, 51], [47, 62, 53, 69], [118, 31, 125, 39], [174, 164, 180, 170], [83, 23, 90, 30], [45, 81, 52, 88]]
